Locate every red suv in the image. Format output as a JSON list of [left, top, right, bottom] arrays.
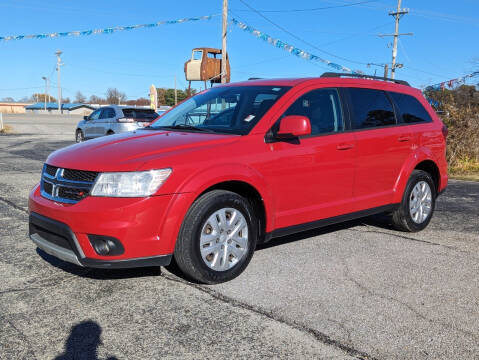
[[29, 73, 448, 284]]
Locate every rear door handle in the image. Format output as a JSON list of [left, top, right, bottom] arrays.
[[398, 136, 411, 142], [336, 143, 354, 150]]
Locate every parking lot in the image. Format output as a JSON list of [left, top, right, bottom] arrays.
[[1, 114, 478, 359]]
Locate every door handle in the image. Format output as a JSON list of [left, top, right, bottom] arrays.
[[398, 136, 411, 142], [336, 143, 354, 150]]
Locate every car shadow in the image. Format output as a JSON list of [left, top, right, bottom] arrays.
[[54, 320, 118, 360], [256, 213, 396, 251], [36, 213, 397, 282], [36, 248, 163, 280]]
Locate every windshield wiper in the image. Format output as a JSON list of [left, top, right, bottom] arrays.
[[150, 124, 215, 133]]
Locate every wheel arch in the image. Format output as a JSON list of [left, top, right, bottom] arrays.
[[199, 180, 268, 243], [393, 149, 442, 203]]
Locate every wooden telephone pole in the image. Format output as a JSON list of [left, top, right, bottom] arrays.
[[378, 0, 412, 79], [221, 0, 228, 84]]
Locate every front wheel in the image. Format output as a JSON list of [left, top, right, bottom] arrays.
[[75, 129, 84, 143], [391, 170, 436, 232], [174, 190, 258, 284]]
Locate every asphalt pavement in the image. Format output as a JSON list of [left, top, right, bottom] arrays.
[[1, 114, 478, 359]]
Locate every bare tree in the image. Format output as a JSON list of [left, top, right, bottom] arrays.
[[75, 91, 86, 103], [106, 88, 127, 105], [88, 95, 105, 104]]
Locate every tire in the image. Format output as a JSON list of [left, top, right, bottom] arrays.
[[75, 129, 84, 143], [391, 170, 436, 232], [174, 190, 258, 284], [106, 130, 114, 135]]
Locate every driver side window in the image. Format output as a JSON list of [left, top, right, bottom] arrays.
[[89, 109, 101, 121], [282, 88, 343, 136]]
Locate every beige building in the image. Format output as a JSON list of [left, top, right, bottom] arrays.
[[0, 102, 31, 114]]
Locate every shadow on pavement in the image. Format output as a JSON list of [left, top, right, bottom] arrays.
[[54, 320, 118, 360], [256, 213, 396, 251], [36, 248, 163, 280]]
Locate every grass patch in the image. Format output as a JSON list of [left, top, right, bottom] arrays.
[[0, 124, 13, 134], [449, 156, 479, 182]]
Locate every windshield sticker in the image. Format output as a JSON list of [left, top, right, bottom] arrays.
[[244, 114, 255, 122]]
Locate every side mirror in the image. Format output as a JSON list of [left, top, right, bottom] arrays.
[[276, 115, 311, 139], [83, 115, 89, 121]]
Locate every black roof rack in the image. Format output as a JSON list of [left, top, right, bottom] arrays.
[[320, 72, 410, 86]]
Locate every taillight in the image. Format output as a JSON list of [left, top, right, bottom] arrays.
[[117, 117, 135, 123], [441, 124, 448, 139]]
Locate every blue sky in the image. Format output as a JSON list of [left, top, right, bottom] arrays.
[[0, 0, 477, 101]]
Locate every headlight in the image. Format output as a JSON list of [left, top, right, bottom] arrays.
[[91, 169, 172, 197]]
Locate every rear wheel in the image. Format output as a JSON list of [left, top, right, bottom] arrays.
[[391, 170, 436, 232], [174, 190, 258, 284], [75, 129, 84, 143]]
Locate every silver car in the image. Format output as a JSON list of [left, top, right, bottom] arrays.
[[75, 105, 163, 142]]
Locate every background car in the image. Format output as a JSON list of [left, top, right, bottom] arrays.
[[75, 105, 159, 142]]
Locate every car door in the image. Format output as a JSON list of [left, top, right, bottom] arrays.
[[98, 107, 116, 135], [83, 109, 101, 138], [344, 87, 414, 211], [264, 87, 356, 230]]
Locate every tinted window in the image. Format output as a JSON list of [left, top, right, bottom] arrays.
[[122, 109, 158, 121], [389, 92, 432, 124], [100, 108, 115, 119], [283, 88, 343, 135], [349, 88, 395, 129]]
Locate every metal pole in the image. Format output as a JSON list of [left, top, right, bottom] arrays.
[[42, 76, 47, 111], [55, 50, 63, 114], [384, 64, 389, 78], [221, 0, 228, 84]]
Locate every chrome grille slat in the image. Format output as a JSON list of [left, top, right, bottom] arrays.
[[40, 164, 97, 204]]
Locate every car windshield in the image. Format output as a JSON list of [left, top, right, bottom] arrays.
[[148, 85, 290, 135]]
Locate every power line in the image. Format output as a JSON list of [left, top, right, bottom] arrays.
[[237, 0, 370, 66], [231, 1, 377, 13]]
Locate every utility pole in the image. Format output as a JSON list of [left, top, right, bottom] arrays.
[[42, 76, 49, 111], [378, 0, 412, 79], [55, 50, 63, 114], [174, 75, 178, 105], [221, 0, 228, 84]]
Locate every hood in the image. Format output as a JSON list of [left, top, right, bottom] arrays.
[[47, 130, 237, 171]]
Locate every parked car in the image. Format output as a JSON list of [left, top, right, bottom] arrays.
[[29, 73, 448, 284], [75, 105, 159, 142]]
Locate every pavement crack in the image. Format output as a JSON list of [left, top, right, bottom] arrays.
[[0, 196, 28, 215], [161, 273, 377, 360], [349, 226, 478, 260], [0, 314, 38, 359], [339, 258, 479, 342]]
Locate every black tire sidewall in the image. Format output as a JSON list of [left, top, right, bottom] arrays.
[[400, 170, 436, 232], [177, 191, 258, 284], [75, 130, 84, 143]]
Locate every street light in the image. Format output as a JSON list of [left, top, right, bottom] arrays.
[[41, 76, 49, 111]]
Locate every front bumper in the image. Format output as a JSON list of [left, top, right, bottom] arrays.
[[28, 183, 181, 268], [29, 212, 172, 268]]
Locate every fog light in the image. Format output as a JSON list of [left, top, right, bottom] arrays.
[[88, 235, 124, 256]]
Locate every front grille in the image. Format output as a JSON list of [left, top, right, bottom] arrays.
[[40, 164, 98, 204], [63, 169, 98, 183], [58, 186, 89, 201], [45, 164, 58, 177]]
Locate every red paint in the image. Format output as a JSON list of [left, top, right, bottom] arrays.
[[29, 77, 448, 262]]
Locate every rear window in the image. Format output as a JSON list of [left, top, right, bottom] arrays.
[[388, 92, 432, 124], [348, 88, 396, 129], [122, 109, 158, 121]]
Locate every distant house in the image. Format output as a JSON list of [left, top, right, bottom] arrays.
[[0, 102, 32, 114], [25, 103, 96, 115]]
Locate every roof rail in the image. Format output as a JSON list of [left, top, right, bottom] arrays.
[[320, 72, 410, 86]]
